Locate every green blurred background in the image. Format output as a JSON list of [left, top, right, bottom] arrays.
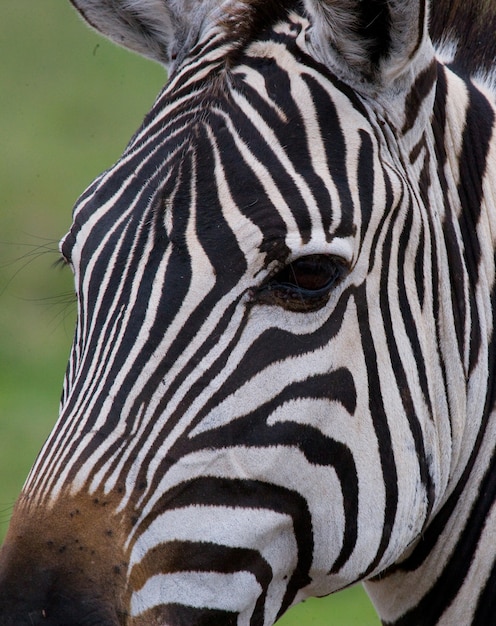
[[0, 3, 379, 624]]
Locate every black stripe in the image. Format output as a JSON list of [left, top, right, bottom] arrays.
[[472, 554, 496, 624], [134, 603, 237, 626], [130, 540, 273, 624], [131, 478, 314, 613], [356, 282, 399, 576], [456, 81, 494, 374], [402, 60, 437, 135]]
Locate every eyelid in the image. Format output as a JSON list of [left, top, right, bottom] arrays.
[[255, 253, 347, 313], [285, 235, 354, 266], [59, 231, 76, 265]]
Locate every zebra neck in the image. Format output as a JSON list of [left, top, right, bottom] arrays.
[[364, 415, 496, 625], [363, 61, 496, 626]]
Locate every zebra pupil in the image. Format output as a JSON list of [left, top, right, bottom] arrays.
[[256, 254, 344, 312], [277, 254, 342, 292]]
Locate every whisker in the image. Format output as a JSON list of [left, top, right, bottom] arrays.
[[0, 238, 64, 296], [0, 502, 16, 527]]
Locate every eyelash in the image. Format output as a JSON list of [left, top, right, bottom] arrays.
[[53, 256, 71, 270], [256, 254, 347, 312]]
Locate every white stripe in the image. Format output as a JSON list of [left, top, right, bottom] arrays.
[[130, 571, 262, 617]]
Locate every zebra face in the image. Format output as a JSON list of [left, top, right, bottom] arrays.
[[5, 1, 488, 625]]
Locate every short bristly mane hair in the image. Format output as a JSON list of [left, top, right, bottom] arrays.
[[430, 0, 496, 84], [219, 0, 301, 64]]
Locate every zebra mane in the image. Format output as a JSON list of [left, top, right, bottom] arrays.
[[219, 0, 301, 64], [430, 0, 496, 88], [224, 0, 496, 90], [221, 0, 299, 38], [213, 0, 401, 76]]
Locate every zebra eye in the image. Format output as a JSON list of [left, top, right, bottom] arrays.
[[59, 232, 76, 268], [277, 255, 342, 290], [257, 254, 346, 312]]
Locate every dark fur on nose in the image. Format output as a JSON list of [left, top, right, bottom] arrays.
[[0, 572, 121, 625], [0, 494, 129, 626]]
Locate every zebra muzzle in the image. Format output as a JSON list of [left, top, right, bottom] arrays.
[[0, 491, 128, 626]]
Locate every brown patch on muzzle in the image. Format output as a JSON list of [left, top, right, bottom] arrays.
[[0, 489, 130, 625]]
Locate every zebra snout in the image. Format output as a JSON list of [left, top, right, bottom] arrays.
[[0, 492, 128, 626], [0, 568, 123, 626], [0, 557, 122, 625], [0, 558, 123, 625], [0, 599, 121, 626]]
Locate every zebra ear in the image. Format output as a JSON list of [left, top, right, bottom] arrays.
[[69, 0, 216, 67], [304, 0, 430, 88]]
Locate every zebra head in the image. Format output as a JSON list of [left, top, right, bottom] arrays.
[[2, 1, 496, 624]]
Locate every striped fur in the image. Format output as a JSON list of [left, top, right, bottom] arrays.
[[1, 1, 496, 624]]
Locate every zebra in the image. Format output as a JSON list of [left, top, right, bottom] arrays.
[[1, 0, 496, 624]]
